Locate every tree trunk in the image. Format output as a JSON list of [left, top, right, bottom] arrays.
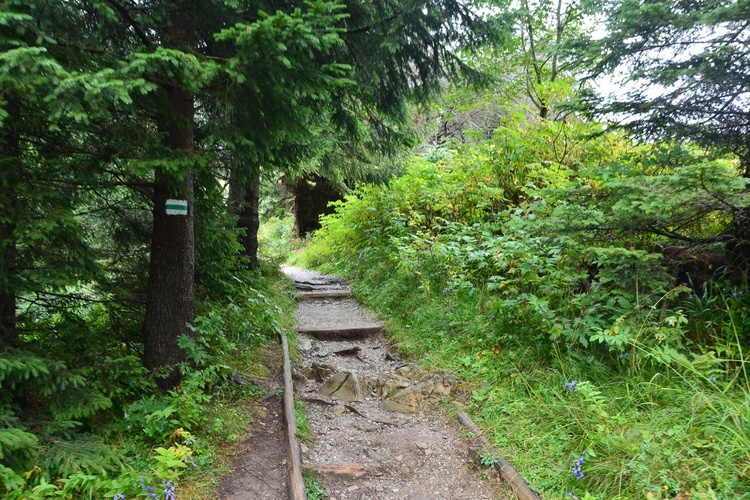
[[143, 84, 195, 389], [0, 100, 19, 346], [228, 160, 261, 270], [238, 167, 261, 271], [292, 174, 342, 236]]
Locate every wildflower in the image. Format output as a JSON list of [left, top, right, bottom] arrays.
[[113, 494, 126, 500], [184, 437, 197, 446], [184, 456, 197, 467], [571, 450, 585, 479], [564, 380, 578, 392], [489, 313, 496, 322], [163, 481, 177, 500], [708, 375, 717, 383], [442, 287, 449, 295], [731, 287, 744, 300], [619, 352, 630, 359]]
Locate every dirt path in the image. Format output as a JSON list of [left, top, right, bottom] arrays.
[[218, 351, 287, 500], [284, 266, 509, 500]]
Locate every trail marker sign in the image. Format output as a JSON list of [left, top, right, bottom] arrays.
[[166, 199, 188, 216]]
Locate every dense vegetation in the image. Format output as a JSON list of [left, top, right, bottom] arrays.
[[301, 111, 750, 498], [2, 0, 748, 498], [299, 1, 750, 497], [0, 0, 497, 498]]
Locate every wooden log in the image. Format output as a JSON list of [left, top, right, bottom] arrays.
[[294, 325, 382, 340], [281, 330, 307, 500], [456, 412, 542, 500], [305, 464, 368, 479]]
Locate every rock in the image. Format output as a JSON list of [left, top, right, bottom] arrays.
[[308, 362, 337, 382], [363, 447, 381, 460], [378, 373, 411, 400], [415, 442, 429, 450], [381, 386, 424, 413], [319, 371, 368, 402], [331, 404, 346, 415], [298, 336, 313, 351], [379, 368, 459, 413], [380, 389, 422, 413]]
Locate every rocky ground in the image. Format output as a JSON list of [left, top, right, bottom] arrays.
[[287, 266, 509, 500], [219, 266, 510, 499]]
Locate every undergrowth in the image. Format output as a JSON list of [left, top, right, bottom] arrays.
[[1, 266, 297, 499], [299, 114, 750, 499]]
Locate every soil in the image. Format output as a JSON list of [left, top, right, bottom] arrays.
[[218, 352, 287, 500], [218, 266, 510, 500]]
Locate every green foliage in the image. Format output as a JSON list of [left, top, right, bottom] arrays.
[[304, 469, 327, 500], [576, 0, 750, 166], [302, 110, 750, 497]]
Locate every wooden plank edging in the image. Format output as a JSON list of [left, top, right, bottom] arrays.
[[456, 412, 542, 500], [281, 329, 307, 500]]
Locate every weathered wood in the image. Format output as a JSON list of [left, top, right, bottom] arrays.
[[281, 330, 307, 500], [305, 464, 368, 479], [295, 326, 382, 340], [456, 412, 542, 500]]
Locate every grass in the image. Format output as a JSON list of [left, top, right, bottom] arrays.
[[295, 250, 750, 499]]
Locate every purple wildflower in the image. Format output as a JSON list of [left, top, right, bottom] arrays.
[[163, 481, 177, 500], [571, 450, 586, 479], [564, 380, 578, 392]]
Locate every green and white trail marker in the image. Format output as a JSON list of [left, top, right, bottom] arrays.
[[165, 199, 188, 215]]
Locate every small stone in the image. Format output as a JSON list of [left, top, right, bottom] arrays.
[[415, 442, 430, 450], [363, 447, 381, 460], [347, 486, 359, 492], [332, 404, 346, 415], [300, 443, 309, 453], [395, 454, 403, 461]]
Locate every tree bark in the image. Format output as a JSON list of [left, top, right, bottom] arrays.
[[291, 174, 343, 236], [229, 160, 261, 270], [143, 85, 195, 389], [142, 5, 196, 389], [238, 166, 261, 271], [0, 99, 19, 346]]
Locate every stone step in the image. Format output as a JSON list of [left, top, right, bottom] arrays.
[[294, 325, 382, 340], [297, 290, 351, 300]]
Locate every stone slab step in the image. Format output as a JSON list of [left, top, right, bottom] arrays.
[[294, 325, 382, 340], [297, 290, 351, 300]]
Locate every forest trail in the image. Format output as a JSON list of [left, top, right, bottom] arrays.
[[282, 266, 509, 500]]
